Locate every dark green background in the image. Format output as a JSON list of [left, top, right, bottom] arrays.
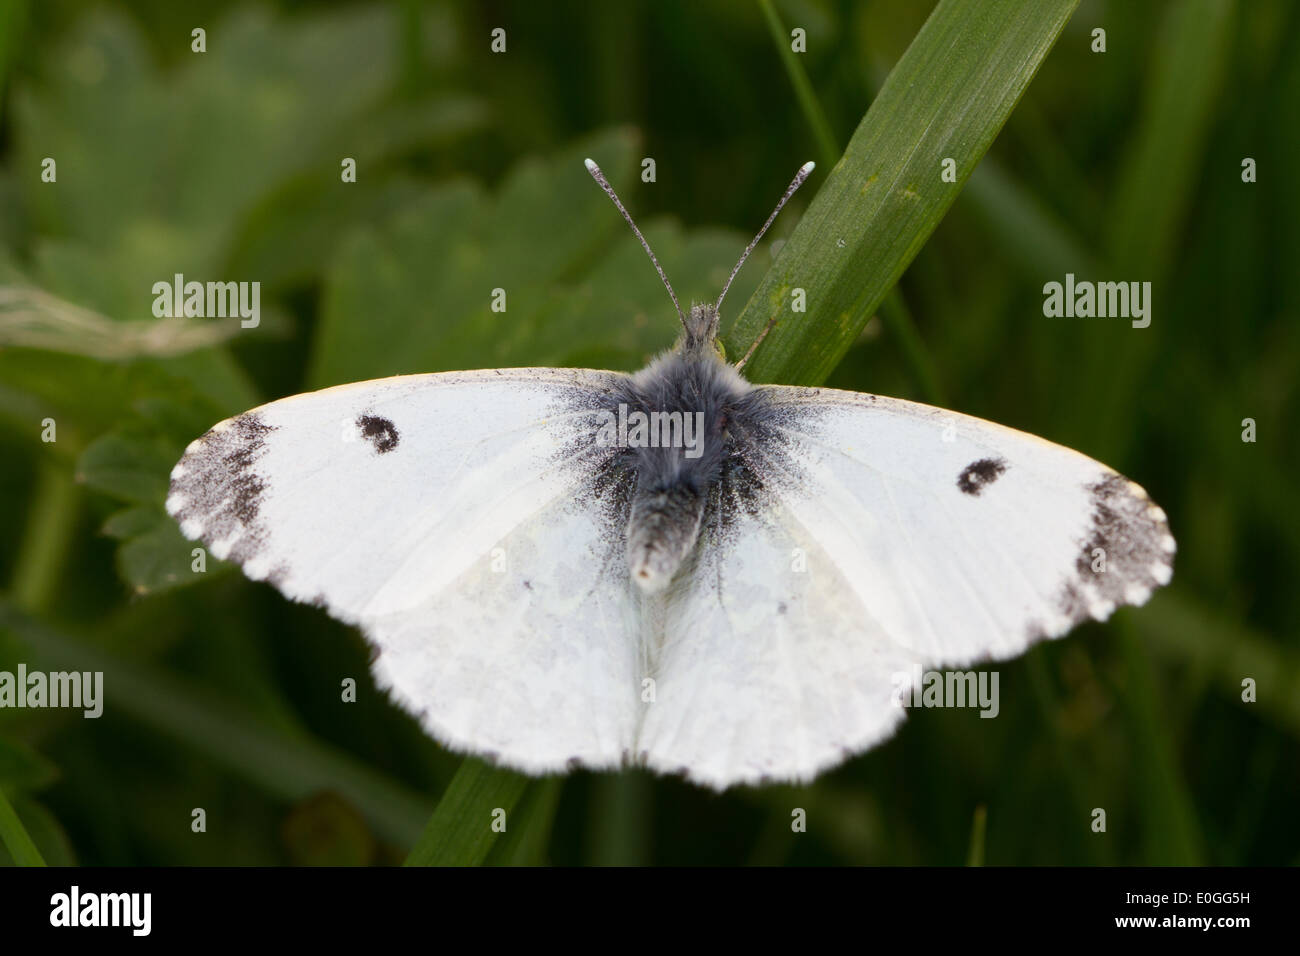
[[0, 0, 1296, 865]]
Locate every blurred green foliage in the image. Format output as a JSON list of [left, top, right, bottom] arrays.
[[0, 0, 1296, 865]]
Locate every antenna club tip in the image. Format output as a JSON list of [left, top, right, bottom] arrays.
[[584, 158, 598, 172], [800, 161, 816, 174]]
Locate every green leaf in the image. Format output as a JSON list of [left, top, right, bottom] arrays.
[[11, 7, 479, 312], [77, 431, 175, 504], [76, 395, 239, 595], [0, 5, 482, 469], [226, 96, 489, 290], [404, 759, 531, 866], [315, 128, 766, 386], [80, 427, 235, 595], [729, 0, 1080, 386], [103, 505, 230, 596]]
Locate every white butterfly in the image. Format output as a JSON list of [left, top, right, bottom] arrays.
[[167, 160, 1175, 790]]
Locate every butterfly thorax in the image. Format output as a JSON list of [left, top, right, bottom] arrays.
[[614, 318, 752, 593]]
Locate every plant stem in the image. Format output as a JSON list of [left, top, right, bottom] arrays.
[[11, 462, 79, 615], [757, 0, 840, 167]]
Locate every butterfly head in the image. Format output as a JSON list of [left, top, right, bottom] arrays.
[[680, 302, 725, 359]]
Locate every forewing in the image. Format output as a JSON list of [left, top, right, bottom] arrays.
[[166, 368, 642, 772], [639, 386, 1175, 788], [761, 386, 1176, 661]]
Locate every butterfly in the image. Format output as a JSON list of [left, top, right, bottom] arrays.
[[166, 159, 1175, 790]]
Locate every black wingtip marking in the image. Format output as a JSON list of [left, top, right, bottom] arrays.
[[1049, 474, 1175, 625], [357, 415, 399, 453], [169, 413, 275, 564], [957, 457, 1007, 496]]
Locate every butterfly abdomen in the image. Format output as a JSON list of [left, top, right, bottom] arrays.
[[608, 348, 756, 591], [626, 479, 706, 592]]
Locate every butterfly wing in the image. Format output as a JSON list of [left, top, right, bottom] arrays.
[[167, 369, 643, 773], [637, 497, 920, 789], [638, 386, 1175, 788]]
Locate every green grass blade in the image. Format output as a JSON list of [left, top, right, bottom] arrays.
[[757, 0, 840, 166], [487, 777, 565, 866], [1143, 593, 1300, 740], [963, 158, 1101, 281], [0, 785, 47, 866], [757, 0, 944, 406], [1116, 624, 1206, 865], [730, 0, 1080, 386], [878, 286, 946, 406], [404, 759, 531, 866], [1107, 0, 1235, 279], [585, 771, 653, 865], [1077, 0, 1236, 452]]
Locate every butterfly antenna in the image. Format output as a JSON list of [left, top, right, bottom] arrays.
[[714, 161, 815, 314], [585, 158, 685, 329]]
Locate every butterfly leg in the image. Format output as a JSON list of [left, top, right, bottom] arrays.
[[735, 314, 779, 372]]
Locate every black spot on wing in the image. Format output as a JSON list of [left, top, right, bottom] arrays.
[[957, 457, 1007, 496], [357, 415, 399, 453]]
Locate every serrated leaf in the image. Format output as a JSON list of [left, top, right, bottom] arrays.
[[315, 128, 765, 386], [77, 431, 176, 504], [0, 4, 482, 455]]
